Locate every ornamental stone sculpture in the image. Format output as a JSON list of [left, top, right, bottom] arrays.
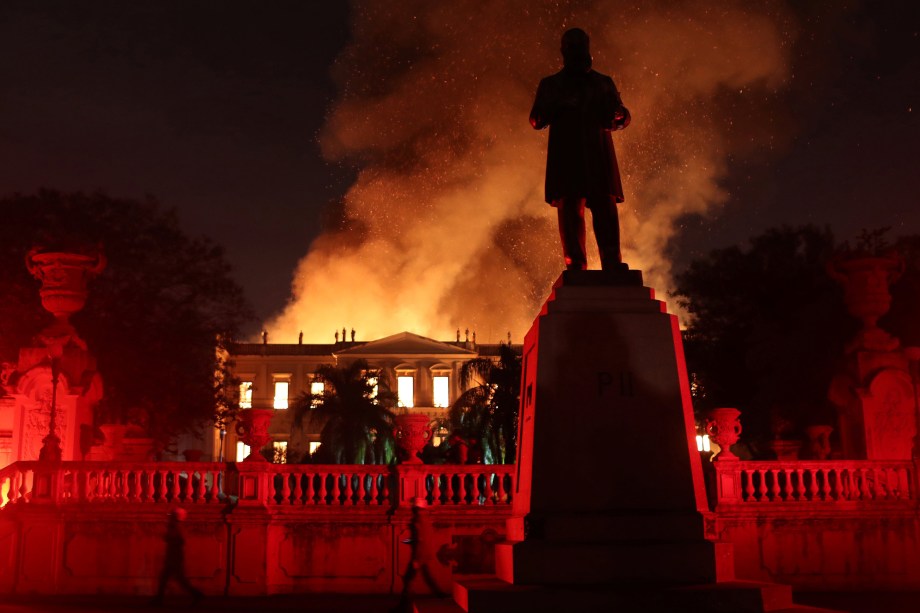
[[26, 247, 106, 350], [705, 407, 742, 461], [394, 414, 433, 464], [235, 408, 275, 462], [827, 250, 904, 352]]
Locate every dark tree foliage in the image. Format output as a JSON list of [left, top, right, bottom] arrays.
[[449, 343, 522, 464], [290, 359, 397, 465], [674, 225, 920, 447], [0, 190, 253, 447]]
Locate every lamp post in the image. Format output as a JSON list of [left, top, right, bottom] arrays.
[[38, 352, 62, 463]]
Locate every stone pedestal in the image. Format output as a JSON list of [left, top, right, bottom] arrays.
[[7, 345, 100, 463], [416, 269, 838, 613], [829, 349, 915, 459], [499, 270, 726, 584]]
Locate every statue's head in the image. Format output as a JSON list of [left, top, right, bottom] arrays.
[[561, 28, 592, 71]]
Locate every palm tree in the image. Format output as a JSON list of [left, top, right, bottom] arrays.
[[291, 359, 397, 464], [449, 343, 522, 464]]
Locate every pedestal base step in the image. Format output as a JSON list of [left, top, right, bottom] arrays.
[[411, 578, 843, 613], [495, 539, 735, 585]]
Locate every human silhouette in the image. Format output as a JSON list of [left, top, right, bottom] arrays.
[[152, 508, 203, 606], [530, 27, 631, 271], [391, 498, 444, 612]]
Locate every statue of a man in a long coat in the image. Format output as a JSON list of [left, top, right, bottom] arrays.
[[530, 28, 630, 270]]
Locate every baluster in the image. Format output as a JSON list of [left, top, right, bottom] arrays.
[[444, 472, 455, 504], [305, 472, 315, 505], [741, 469, 753, 502], [489, 472, 500, 504], [170, 471, 181, 500], [12, 471, 22, 504], [127, 470, 139, 503], [367, 472, 378, 505], [431, 473, 445, 505], [359, 472, 368, 505], [290, 471, 302, 505], [79, 470, 90, 503], [342, 472, 350, 504], [794, 468, 805, 501], [143, 469, 155, 502], [784, 469, 794, 501], [279, 471, 292, 505], [156, 469, 167, 501], [105, 471, 115, 500], [345, 472, 355, 505], [94, 471, 105, 500], [805, 468, 818, 501], [332, 473, 342, 505], [379, 473, 390, 506], [900, 467, 911, 500], [461, 472, 470, 504], [820, 468, 832, 500], [862, 468, 873, 500], [482, 471, 494, 504], [769, 469, 781, 501], [753, 469, 765, 501], [318, 472, 329, 505], [194, 471, 206, 503]]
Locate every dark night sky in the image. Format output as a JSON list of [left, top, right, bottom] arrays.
[[1, 1, 917, 328]]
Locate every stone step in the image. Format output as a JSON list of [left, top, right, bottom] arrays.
[[420, 578, 845, 613], [669, 581, 793, 612], [412, 597, 466, 613], [495, 539, 734, 585]]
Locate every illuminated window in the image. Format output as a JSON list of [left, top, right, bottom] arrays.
[[273, 441, 288, 464], [236, 441, 251, 462], [433, 376, 449, 408], [273, 381, 289, 409], [696, 434, 711, 452], [397, 376, 414, 408], [239, 381, 253, 409], [309, 441, 321, 455], [310, 380, 324, 408]]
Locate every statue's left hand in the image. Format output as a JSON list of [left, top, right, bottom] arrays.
[[613, 106, 631, 130]]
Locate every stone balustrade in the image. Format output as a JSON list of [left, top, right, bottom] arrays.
[[0, 460, 515, 509], [712, 460, 915, 506]]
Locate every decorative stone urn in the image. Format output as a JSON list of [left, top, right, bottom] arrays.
[[705, 407, 742, 461], [805, 425, 834, 460], [26, 248, 106, 349], [394, 414, 433, 464], [234, 408, 274, 462], [827, 252, 905, 352]]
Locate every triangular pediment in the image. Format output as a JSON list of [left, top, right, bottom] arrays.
[[335, 332, 476, 357]]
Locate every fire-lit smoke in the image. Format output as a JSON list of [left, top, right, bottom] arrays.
[[268, 0, 795, 343]]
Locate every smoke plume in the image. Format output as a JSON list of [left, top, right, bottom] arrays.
[[268, 0, 795, 343]]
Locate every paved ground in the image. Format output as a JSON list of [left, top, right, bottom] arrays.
[[0, 591, 917, 613]]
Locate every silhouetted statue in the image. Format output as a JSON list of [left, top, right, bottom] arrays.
[[530, 27, 630, 271], [152, 508, 203, 606]]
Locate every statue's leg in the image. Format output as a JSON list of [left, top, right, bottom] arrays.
[[555, 197, 587, 270], [589, 196, 622, 268]]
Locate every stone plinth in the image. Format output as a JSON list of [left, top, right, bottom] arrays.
[[7, 345, 100, 463], [417, 269, 839, 613], [501, 270, 728, 587], [829, 349, 915, 460]]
